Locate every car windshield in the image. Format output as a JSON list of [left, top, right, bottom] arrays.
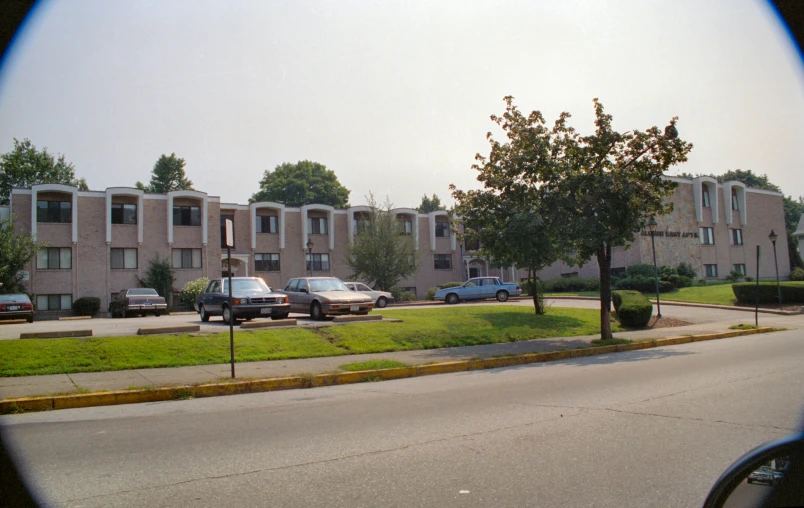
[[0, 294, 29, 303], [309, 279, 349, 292], [127, 289, 158, 296], [223, 279, 270, 292]]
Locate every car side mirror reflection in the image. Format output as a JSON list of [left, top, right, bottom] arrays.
[[704, 433, 804, 508]]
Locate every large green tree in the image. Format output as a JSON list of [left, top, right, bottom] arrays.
[[346, 194, 417, 291], [136, 153, 193, 193], [251, 160, 350, 208], [0, 215, 42, 293], [417, 194, 446, 214], [0, 138, 88, 205]]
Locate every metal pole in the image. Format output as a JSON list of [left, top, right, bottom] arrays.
[[755, 245, 760, 327], [650, 230, 661, 318], [228, 246, 235, 378], [772, 240, 782, 311]]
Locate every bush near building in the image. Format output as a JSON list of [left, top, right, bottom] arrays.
[[732, 282, 804, 304], [73, 297, 101, 317], [180, 277, 209, 306], [611, 290, 653, 327], [541, 277, 599, 293], [791, 268, 804, 281]]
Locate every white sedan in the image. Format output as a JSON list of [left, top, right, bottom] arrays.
[[343, 282, 395, 308]]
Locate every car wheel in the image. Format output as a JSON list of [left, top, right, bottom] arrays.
[[154, 311, 161, 317], [310, 302, 324, 321], [496, 291, 509, 302], [272, 313, 290, 321], [376, 296, 387, 308], [121, 309, 128, 319], [222, 305, 235, 324], [199, 305, 209, 322], [446, 293, 459, 305], [26, 315, 33, 323], [747, 479, 752, 484]]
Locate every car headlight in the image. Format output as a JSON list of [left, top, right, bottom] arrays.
[[233, 298, 247, 305]]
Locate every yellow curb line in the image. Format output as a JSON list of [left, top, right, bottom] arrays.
[[0, 327, 774, 415]]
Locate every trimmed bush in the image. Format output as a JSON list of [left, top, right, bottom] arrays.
[[398, 291, 416, 302], [541, 277, 599, 293], [732, 282, 804, 304], [612, 290, 653, 327], [425, 287, 438, 300], [791, 267, 804, 281], [611, 290, 641, 313], [73, 296, 101, 317], [676, 262, 697, 279], [441, 282, 463, 289], [626, 264, 656, 279], [615, 276, 672, 293]]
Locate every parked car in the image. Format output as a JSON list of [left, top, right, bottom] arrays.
[[195, 277, 290, 323], [746, 465, 784, 486], [434, 277, 522, 304], [343, 281, 394, 308], [0, 294, 34, 323], [280, 277, 374, 320], [109, 288, 167, 318]]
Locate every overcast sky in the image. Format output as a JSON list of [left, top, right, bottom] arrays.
[[0, 0, 802, 207]]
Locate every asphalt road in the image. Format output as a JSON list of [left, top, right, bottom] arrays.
[[2, 329, 802, 507]]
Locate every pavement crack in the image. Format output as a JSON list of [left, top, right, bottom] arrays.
[[65, 374, 79, 391], [596, 407, 797, 432]]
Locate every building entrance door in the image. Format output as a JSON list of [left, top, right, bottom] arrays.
[[469, 268, 480, 278]]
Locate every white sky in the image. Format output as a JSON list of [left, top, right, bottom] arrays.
[[0, 0, 802, 207]]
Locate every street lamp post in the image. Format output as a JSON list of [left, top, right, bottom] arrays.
[[306, 237, 314, 277], [769, 230, 782, 311], [648, 219, 662, 319]]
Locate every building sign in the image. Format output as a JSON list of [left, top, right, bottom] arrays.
[[640, 230, 699, 238], [17, 271, 29, 281]]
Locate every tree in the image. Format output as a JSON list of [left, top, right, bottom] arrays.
[[0, 138, 88, 205], [716, 169, 781, 192], [0, 214, 42, 293], [346, 194, 417, 291], [136, 153, 193, 193], [139, 255, 175, 307], [251, 160, 350, 208], [417, 194, 446, 214]]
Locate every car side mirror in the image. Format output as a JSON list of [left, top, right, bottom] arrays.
[[703, 432, 804, 508]]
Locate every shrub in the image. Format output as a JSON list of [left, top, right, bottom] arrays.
[[615, 276, 672, 293], [659, 266, 678, 280], [440, 281, 463, 289], [541, 277, 599, 293], [180, 277, 209, 306], [73, 296, 101, 317], [626, 264, 656, 279], [728, 270, 744, 282], [611, 290, 641, 313], [676, 262, 697, 279], [745, 276, 754, 282], [678, 276, 694, 288], [732, 282, 804, 304], [612, 290, 653, 327], [398, 291, 416, 302], [425, 287, 438, 300], [791, 267, 804, 281]]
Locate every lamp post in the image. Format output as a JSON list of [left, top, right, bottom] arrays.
[[306, 237, 314, 277], [769, 230, 782, 311], [648, 219, 662, 318]]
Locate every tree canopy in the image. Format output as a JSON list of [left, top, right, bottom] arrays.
[[346, 194, 417, 291], [0, 138, 88, 205], [251, 160, 350, 208], [417, 194, 446, 214], [0, 214, 42, 293], [136, 153, 193, 193]]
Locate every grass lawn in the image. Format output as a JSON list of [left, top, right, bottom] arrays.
[[544, 291, 600, 297], [339, 359, 409, 371], [0, 306, 622, 377], [546, 284, 737, 306]]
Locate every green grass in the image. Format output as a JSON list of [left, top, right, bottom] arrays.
[[0, 306, 623, 377], [543, 291, 600, 297], [729, 324, 759, 330], [590, 338, 632, 346], [658, 284, 736, 306], [339, 359, 410, 371]]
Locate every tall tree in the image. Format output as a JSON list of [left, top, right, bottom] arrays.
[[136, 153, 193, 193], [0, 138, 88, 205], [0, 215, 42, 293], [346, 194, 417, 291], [417, 194, 446, 214], [251, 160, 350, 208], [716, 169, 781, 193]]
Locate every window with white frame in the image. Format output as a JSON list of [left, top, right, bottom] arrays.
[[704, 264, 718, 278], [255, 253, 280, 271], [699, 227, 715, 245], [172, 248, 202, 269], [702, 188, 711, 208], [110, 248, 138, 269], [398, 218, 413, 235], [111, 203, 137, 225], [36, 294, 72, 311], [435, 220, 450, 238], [256, 215, 278, 233], [434, 254, 452, 269], [36, 247, 72, 269], [308, 217, 328, 235], [306, 253, 329, 271], [730, 229, 743, 246], [732, 264, 746, 276]]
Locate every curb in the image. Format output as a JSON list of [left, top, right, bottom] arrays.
[[0, 327, 775, 415], [332, 314, 383, 323], [137, 325, 200, 335], [241, 319, 298, 329], [19, 330, 93, 339]]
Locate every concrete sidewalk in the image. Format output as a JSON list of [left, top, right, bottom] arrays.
[[2, 308, 801, 401]]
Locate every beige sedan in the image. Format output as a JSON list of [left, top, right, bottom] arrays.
[[280, 277, 374, 320]]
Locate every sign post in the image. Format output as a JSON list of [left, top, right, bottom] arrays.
[[226, 219, 235, 378], [755, 245, 760, 327]]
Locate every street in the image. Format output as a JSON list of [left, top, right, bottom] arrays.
[[2, 329, 802, 507]]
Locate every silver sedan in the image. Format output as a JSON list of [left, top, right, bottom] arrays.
[[343, 281, 395, 309]]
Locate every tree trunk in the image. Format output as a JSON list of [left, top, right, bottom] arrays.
[[597, 244, 613, 340], [529, 267, 539, 314]]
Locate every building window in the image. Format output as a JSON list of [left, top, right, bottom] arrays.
[[704, 264, 718, 278], [172, 248, 202, 269], [354, 218, 371, 234], [306, 253, 329, 271], [702, 189, 711, 208], [36, 200, 72, 223], [220, 214, 234, 248], [561, 272, 579, 278], [256, 215, 278, 234], [434, 254, 452, 270], [308, 217, 328, 235], [733, 264, 746, 276], [255, 253, 280, 272], [36, 294, 72, 311], [398, 218, 412, 235], [173, 205, 201, 226], [36, 247, 71, 269], [111, 203, 137, 225], [110, 248, 137, 269], [435, 220, 450, 238], [730, 229, 743, 246], [699, 227, 715, 245], [731, 191, 739, 211], [611, 267, 627, 278]]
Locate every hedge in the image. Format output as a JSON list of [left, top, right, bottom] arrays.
[[541, 277, 599, 293], [615, 276, 673, 293], [611, 290, 641, 313], [626, 264, 656, 279], [612, 290, 653, 327], [732, 282, 804, 304], [791, 268, 804, 281], [73, 296, 101, 317]]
